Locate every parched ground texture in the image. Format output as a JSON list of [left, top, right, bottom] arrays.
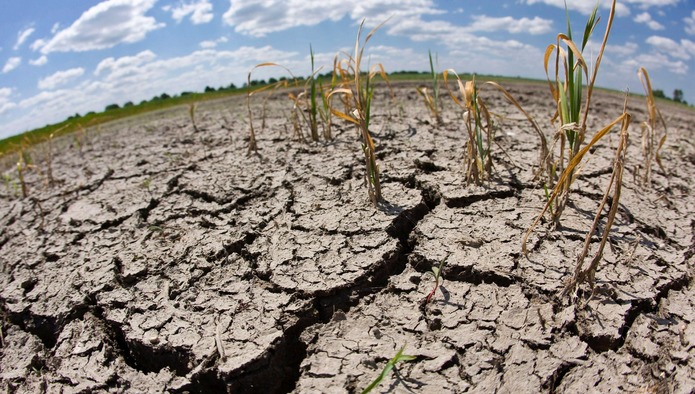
[[1, 81, 694, 393]]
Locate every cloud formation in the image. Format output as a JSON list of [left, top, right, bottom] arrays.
[[524, 0, 630, 17], [634, 12, 665, 30], [199, 36, 228, 49], [685, 10, 695, 35], [222, 0, 443, 37], [164, 0, 214, 24], [467, 15, 553, 34], [646, 36, 695, 60], [29, 56, 48, 66], [37, 0, 164, 54], [0, 87, 16, 115], [14, 27, 36, 50], [2, 57, 21, 73], [38, 67, 86, 90]]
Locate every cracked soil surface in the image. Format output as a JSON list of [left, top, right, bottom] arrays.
[[1, 82, 694, 393]]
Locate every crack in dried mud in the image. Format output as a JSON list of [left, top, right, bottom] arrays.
[[2, 83, 694, 393]]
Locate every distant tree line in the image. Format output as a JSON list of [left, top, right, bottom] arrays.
[[653, 89, 687, 105], [96, 82, 246, 115]]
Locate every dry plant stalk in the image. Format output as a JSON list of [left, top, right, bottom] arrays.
[[288, 59, 325, 144], [416, 50, 442, 126], [522, 111, 631, 256], [520, 0, 639, 301], [318, 55, 339, 140], [16, 151, 28, 198], [485, 81, 552, 180], [329, 19, 390, 205], [442, 71, 493, 185], [637, 67, 667, 186], [45, 132, 55, 186], [443, 70, 552, 183], [188, 102, 199, 133], [538, 0, 616, 225], [246, 63, 294, 154], [562, 105, 631, 299]]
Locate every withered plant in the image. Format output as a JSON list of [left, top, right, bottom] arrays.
[[520, 0, 638, 300], [528, 0, 616, 226], [16, 151, 28, 198], [188, 102, 199, 133], [442, 71, 494, 185], [329, 19, 391, 205], [246, 63, 294, 154], [562, 101, 631, 299], [318, 54, 339, 140], [416, 50, 443, 126], [637, 67, 667, 186]]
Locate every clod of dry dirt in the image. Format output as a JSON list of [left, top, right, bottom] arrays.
[[1, 82, 694, 393]]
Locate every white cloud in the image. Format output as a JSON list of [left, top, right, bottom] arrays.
[[223, 0, 443, 37], [685, 11, 695, 35], [681, 39, 695, 56], [38, 68, 85, 90], [622, 0, 681, 8], [14, 27, 36, 50], [2, 57, 21, 73], [646, 36, 694, 60], [634, 12, 664, 30], [605, 41, 639, 57], [51, 23, 61, 34], [29, 55, 48, 66], [164, 0, 214, 24], [199, 36, 228, 48], [621, 53, 688, 75], [524, 0, 630, 17], [0, 87, 16, 115], [467, 15, 553, 35], [2, 45, 302, 138], [38, 0, 164, 54], [95, 50, 157, 78], [30, 39, 46, 52]]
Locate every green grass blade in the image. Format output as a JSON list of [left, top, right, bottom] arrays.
[[582, 2, 599, 51], [361, 345, 416, 394]]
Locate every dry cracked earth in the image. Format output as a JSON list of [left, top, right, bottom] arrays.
[[1, 82, 694, 393]]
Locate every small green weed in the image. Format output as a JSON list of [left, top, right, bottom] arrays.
[[361, 344, 417, 394], [425, 258, 446, 303]]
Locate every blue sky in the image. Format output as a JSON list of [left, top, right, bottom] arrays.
[[1, 0, 693, 139]]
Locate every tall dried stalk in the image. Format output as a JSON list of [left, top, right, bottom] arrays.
[[562, 104, 631, 299], [246, 63, 295, 154], [329, 19, 390, 205], [442, 71, 493, 185], [540, 0, 616, 225], [637, 67, 667, 186]]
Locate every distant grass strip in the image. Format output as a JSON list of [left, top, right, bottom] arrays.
[[0, 87, 249, 159]]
